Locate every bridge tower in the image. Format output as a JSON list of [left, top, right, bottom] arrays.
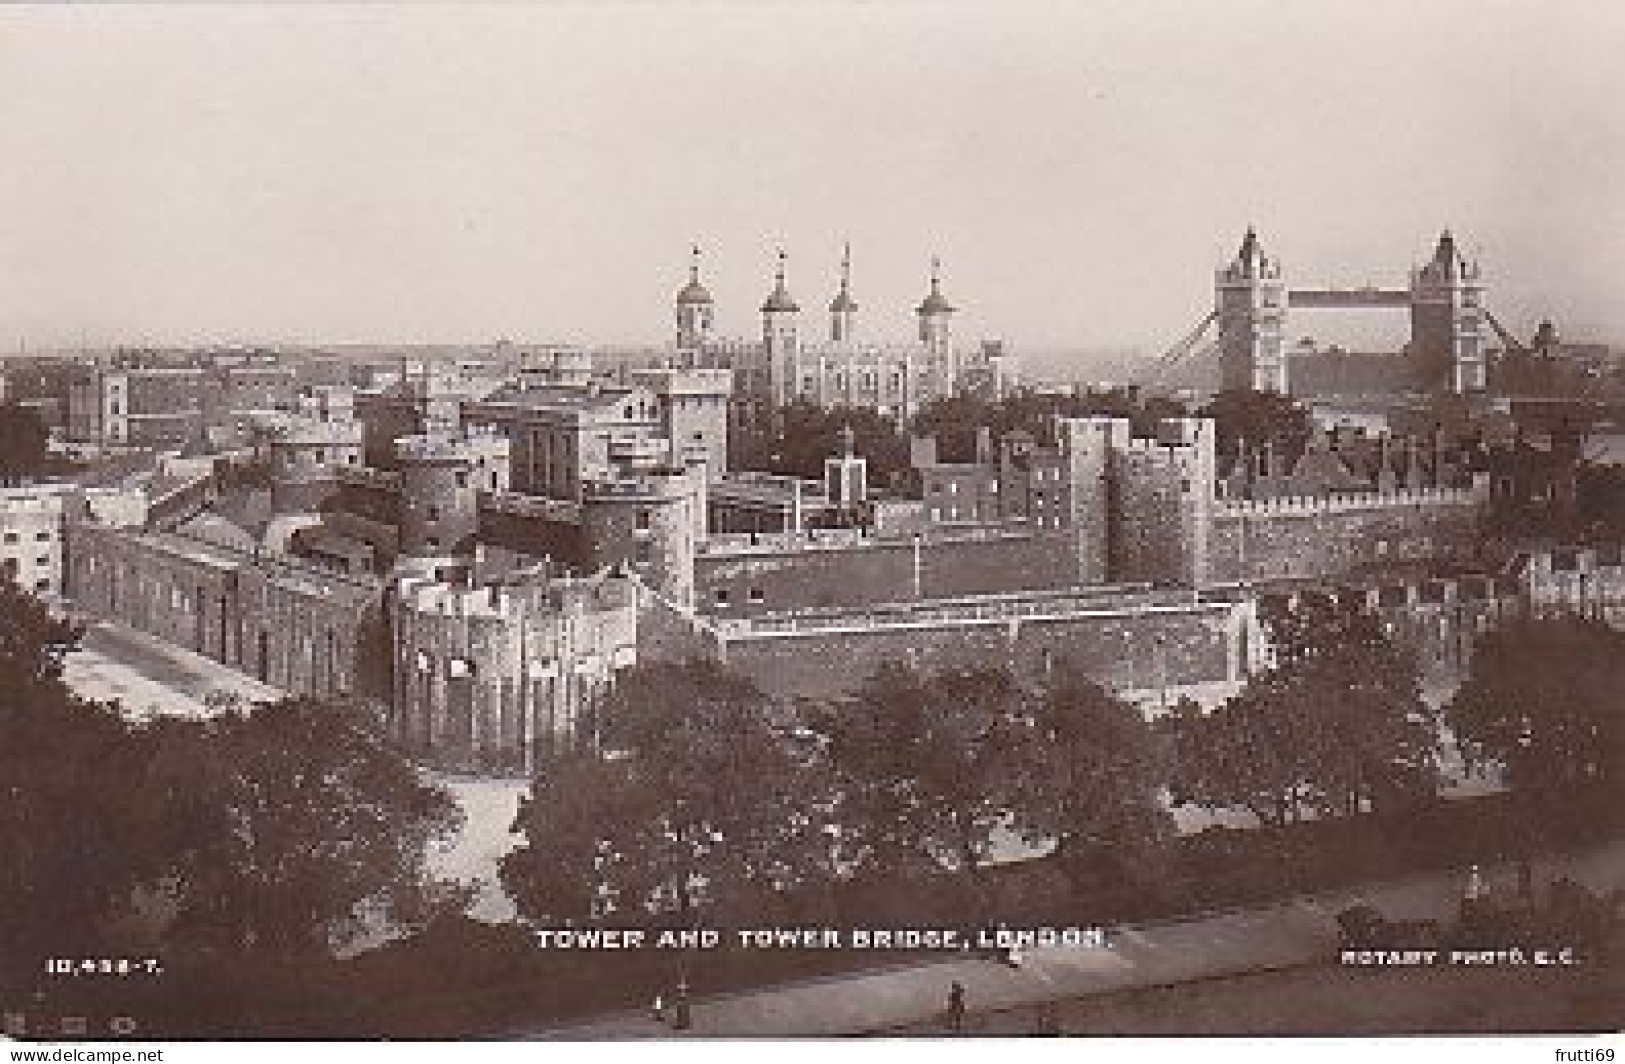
[[1216, 228, 1289, 394], [1409, 230, 1487, 394]]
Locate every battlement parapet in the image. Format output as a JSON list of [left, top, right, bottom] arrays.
[[1215, 484, 1485, 518], [337, 465, 403, 491], [581, 468, 699, 501], [395, 570, 636, 622], [478, 489, 582, 525], [699, 524, 1042, 557], [719, 583, 1239, 640]]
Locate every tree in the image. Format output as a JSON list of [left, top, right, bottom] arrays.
[[1169, 595, 1439, 825], [732, 402, 912, 487], [0, 401, 53, 485], [806, 660, 1047, 916], [1027, 665, 1174, 892], [0, 579, 157, 977], [151, 697, 468, 961], [1197, 388, 1313, 463], [1446, 616, 1621, 795], [912, 388, 1192, 462], [503, 658, 835, 925]]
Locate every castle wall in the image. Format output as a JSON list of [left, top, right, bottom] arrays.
[[391, 576, 640, 774], [1209, 488, 1486, 583], [695, 529, 1077, 617], [714, 595, 1247, 704], [64, 521, 384, 703]]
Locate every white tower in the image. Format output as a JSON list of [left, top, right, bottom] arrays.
[[675, 244, 715, 352], [761, 249, 801, 406], [829, 242, 858, 344], [916, 257, 956, 388]]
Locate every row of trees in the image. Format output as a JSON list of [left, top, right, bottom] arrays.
[[500, 656, 1171, 926], [503, 593, 1623, 929], [0, 578, 466, 982]]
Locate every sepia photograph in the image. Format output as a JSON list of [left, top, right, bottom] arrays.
[[0, 0, 1621, 1051]]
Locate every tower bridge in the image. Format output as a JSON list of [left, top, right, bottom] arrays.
[[1145, 228, 1496, 397]]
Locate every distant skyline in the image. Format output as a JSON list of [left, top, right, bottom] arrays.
[[2, 2, 1622, 363]]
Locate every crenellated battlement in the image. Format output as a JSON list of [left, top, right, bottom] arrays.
[[395, 570, 637, 622], [1214, 482, 1486, 518]]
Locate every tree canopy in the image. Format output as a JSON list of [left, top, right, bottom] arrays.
[[1196, 388, 1314, 463], [148, 697, 468, 960], [804, 660, 1051, 915], [1169, 595, 1438, 825], [1446, 616, 1622, 796], [0, 579, 156, 973], [1027, 664, 1174, 889], [503, 658, 834, 925]]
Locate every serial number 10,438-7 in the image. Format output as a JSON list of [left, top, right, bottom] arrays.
[[44, 957, 164, 977]]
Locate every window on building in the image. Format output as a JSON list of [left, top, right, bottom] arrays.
[[948, 481, 959, 495], [426, 505, 440, 521], [713, 588, 730, 606], [635, 509, 651, 532], [2, 533, 16, 545], [34, 531, 51, 542], [34, 556, 48, 568], [425, 536, 439, 550], [34, 578, 50, 592], [455, 471, 469, 488], [747, 587, 764, 604]]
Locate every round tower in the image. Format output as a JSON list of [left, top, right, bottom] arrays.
[[395, 436, 481, 571], [761, 249, 801, 406], [675, 244, 715, 351], [580, 468, 700, 608]]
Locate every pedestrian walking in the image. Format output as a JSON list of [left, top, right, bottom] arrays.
[[946, 981, 966, 1034], [650, 990, 667, 1025], [671, 979, 692, 1031]]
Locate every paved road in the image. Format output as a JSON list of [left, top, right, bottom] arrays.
[[896, 942, 1623, 1037], [64, 619, 282, 720], [535, 842, 1625, 1039]]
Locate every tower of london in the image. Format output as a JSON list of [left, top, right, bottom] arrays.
[[672, 245, 1019, 423]]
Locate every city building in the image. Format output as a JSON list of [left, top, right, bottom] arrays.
[[672, 246, 1018, 425]]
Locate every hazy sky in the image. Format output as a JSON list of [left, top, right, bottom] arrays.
[[2, 1, 1622, 359]]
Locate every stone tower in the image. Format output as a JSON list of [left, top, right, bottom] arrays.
[[916, 257, 956, 380], [675, 244, 715, 351], [1056, 415, 1133, 586], [761, 249, 801, 407], [829, 242, 858, 343], [394, 435, 481, 574], [1216, 227, 1289, 394], [1409, 230, 1487, 394]]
